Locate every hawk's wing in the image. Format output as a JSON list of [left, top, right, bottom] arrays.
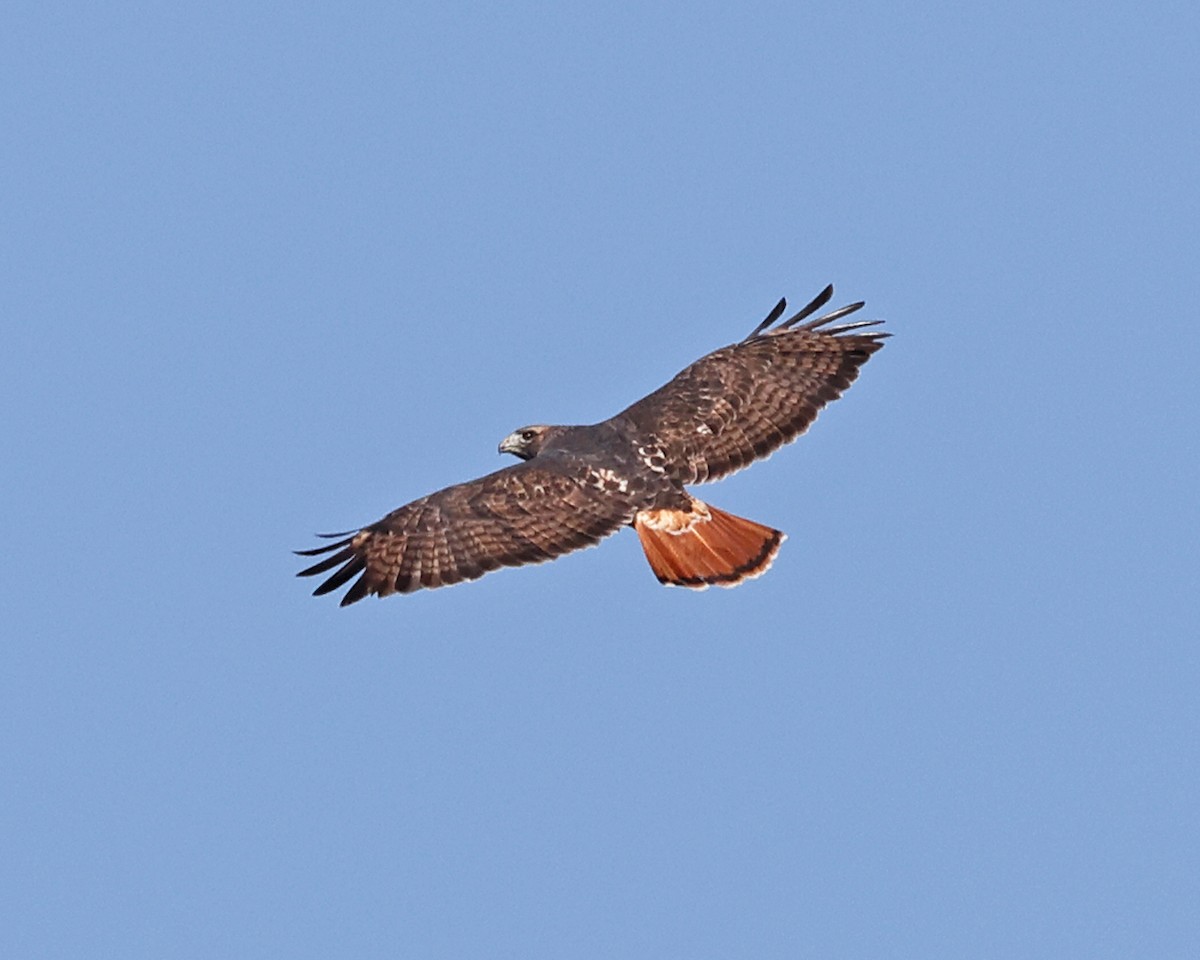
[[614, 285, 888, 483], [296, 458, 638, 604]]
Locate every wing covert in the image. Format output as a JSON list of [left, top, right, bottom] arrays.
[[296, 458, 638, 604], [614, 287, 887, 483]]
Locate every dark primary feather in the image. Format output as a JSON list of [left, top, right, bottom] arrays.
[[745, 296, 790, 340], [296, 458, 640, 605], [295, 531, 357, 556], [782, 299, 868, 332], [614, 286, 888, 484], [746, 283, 834, 338]]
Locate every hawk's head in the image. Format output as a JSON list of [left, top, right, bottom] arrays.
[[498, 425, 554, 460]]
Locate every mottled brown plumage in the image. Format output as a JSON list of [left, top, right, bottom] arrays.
[[297, 285, 887, 603]]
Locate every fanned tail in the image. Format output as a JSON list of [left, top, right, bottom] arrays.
[[634, 499, 784, 589]]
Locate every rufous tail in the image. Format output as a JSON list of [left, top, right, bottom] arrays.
[[633, 499, 785, 589]]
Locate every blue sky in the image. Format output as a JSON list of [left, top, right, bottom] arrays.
[[3, 1, 1198, 956]]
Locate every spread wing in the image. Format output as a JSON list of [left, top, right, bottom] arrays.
[[614, 285, 888, 483], [296, 458, 638, 604]]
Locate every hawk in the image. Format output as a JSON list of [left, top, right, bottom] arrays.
[[297, 285, 887, 604]]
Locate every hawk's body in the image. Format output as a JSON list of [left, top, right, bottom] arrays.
[[298, 285, 887, 604]]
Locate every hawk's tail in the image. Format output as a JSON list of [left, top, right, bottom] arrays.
[[634, 499, 784, 589]]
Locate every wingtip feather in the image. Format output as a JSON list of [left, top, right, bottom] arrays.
[[746, 296, 789, 339], [747, 284, 863, 339]]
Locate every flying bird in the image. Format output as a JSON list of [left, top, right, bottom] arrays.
[[297, 284, 887, 604]]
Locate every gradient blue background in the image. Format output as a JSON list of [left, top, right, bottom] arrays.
[[4, 1, 1198, 956]]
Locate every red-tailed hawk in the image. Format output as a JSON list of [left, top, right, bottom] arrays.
[[297, 285, 887, 604]]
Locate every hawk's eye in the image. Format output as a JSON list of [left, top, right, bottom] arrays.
[[521, 430, 536, 442]]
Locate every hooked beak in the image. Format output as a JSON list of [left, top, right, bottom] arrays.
[[498, 433, 521, 457]]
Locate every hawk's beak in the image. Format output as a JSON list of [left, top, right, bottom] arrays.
[[498, 433, 520, 456]]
